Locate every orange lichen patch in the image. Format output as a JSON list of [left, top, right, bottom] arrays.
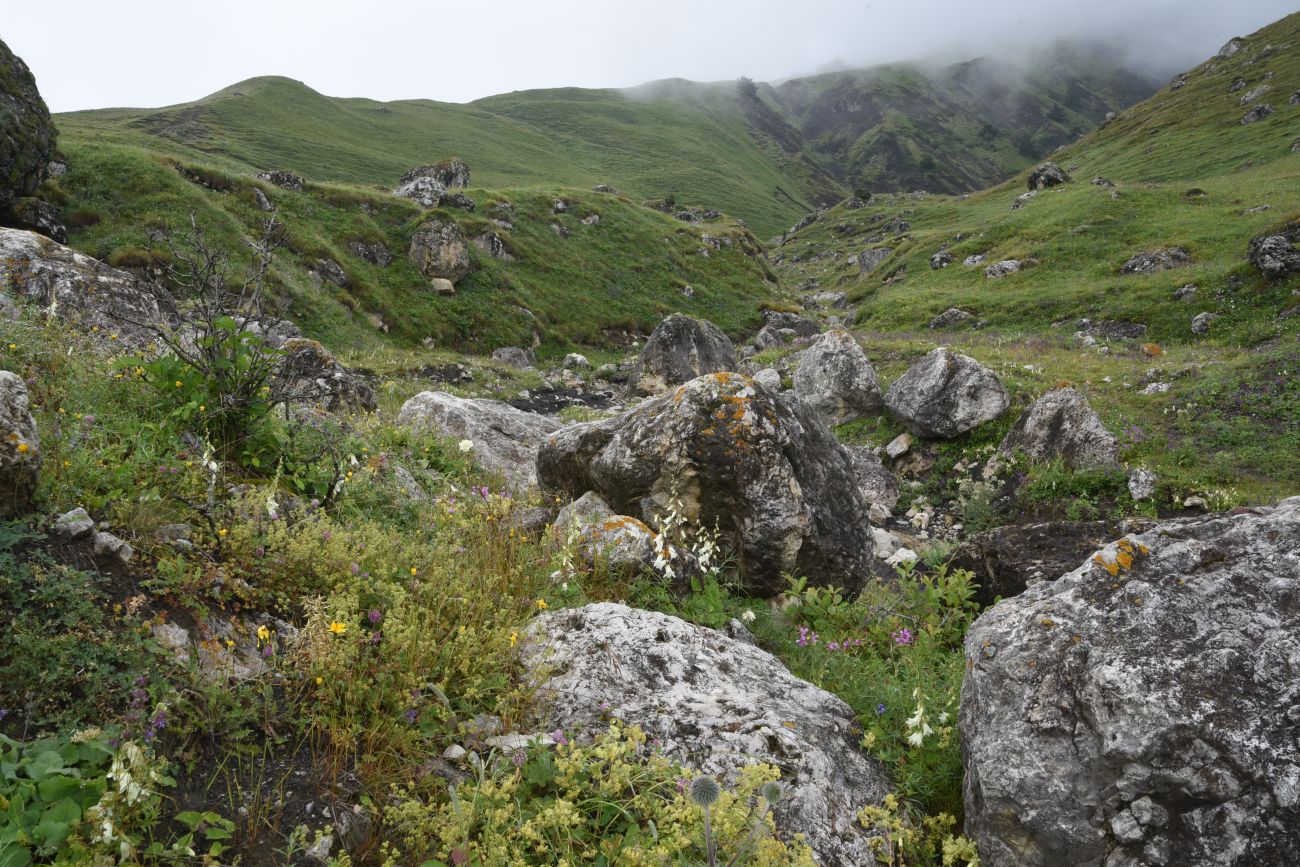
[[713, 372, 734, 385], [1135, 542, 1150, 555], [1116, 550, 1134, 569], [1093, 554, 1120, 577], [1141, 343, 1163, 357], [1040, 617, 1055, 627], [1056, 380, 1072, 389]]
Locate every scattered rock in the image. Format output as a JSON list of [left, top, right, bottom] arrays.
[[347, 240, 392, 267], [1248, 221, 1300, 279], [442, 192, 475, 211], [492, 346, 536, 369], [471, 231, 513, 262], [394, 160, 469, 205], [1239, 84, 1271, 105], [252, 187, 273, 212], [561, 353, 591, 371], [551, 492, 656, 571], [1218, 37, 1245, 58], [253, 171, 304, 191], [92, 530, 134, 573], [0, 39, 57, 212], [929, 308, 975, 329], [398, 392, 560, 491], [963, 253, 987, 267], [52, 506, 95, 541], [3, 197, 65, 243], [930, 250, 955, 269], [1011, 191, 1037, 210], [312, 258, 348, 287], [998, 387, 1120, 469], [1120, 247, 1190, 275], [792, 330, 884, 427], [592, 184, 619, 194], [1027, 162, 1070, 190], [1291, 90, 1300, 106], [885, 433, 912, 460], [1240, 103, 1274, 124], [845, 445, 899, 511], [538, 372, 874, 595], [1141, 382, 1172, 395], [274, 338, 377, 414], [1173, 284, 1198, 302], [1078, 318, 1148, 340], [1191, 312, 1218, 335], [961, 499, 1300, 867], [628, 313, 737, 395], [0, 228, 180, 350], [408, 219, 471, 283], [753, 368, 782, 391], [855, 247, 894, 274], [0, 371, 39, 518], [884, 348, 1009, 439], [1128, 467, 1158, 501], [949, 518, 1154, 607], [523, 603, 889, 864], [984, 260, 1023, 279], [1090, 177, 1114, 188]]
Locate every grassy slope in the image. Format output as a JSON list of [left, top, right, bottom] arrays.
[[49, 138, 776, 358], [56, 76, 831, 239], [774, 13, 1300, 503]]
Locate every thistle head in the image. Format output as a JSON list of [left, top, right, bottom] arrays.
[[761, 782, 784, 804], [689, 775, 721, 808]]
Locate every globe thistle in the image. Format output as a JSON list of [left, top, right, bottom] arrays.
[[689, 775, 721, 808], [761, 781, 784, 804]]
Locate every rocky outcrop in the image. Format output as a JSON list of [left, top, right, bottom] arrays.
[[393, 160, 470, 207], [792, 330, 883, 427], [949, 518, 1153, 607], [929, 308, 975, 329], [491, 346, 536, 369], [408, 219, 471, 284], [885, 348, 1009, 439], [931, 251, 955, 269], [998, 387, 1119, 469], [1120, 247, 1190, 275], [628, 313, 737, 395], [1240, 104, 1274, 124], [347, 240, 392, 267], [537, 372, 874, 595], [472, 231, 512, 262], [273, 338, 376, 414], [523, 603, 890, 865], [0, 39, 57, 212], [1027, 162, 1070, 190], [1248, 221, 1300, 279], [962, 500, 1300, 866], [0, 371, 39, 518], [855, 247, 892, 274], [844, 445, 899, 512], [253, 171, 304, 191], [398, 391, 560, 491], [0, 228, 179, 349], [984, 260, 1023, 279]]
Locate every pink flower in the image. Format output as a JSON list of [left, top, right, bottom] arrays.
[[892, 627, 915, 646]]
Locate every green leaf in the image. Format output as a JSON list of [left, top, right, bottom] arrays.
[[35, 775, 79, 802], [0, 842, 34, 867]]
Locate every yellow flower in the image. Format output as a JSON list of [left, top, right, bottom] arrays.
[[199, 405, 205, 412], [315, 677, 323, 685], [175, 380, 183, 388], [218, 528, 228, 537], [410, 567, 418, 576], [510, 631, 518, 647], [328, 621, 348, 635], [225, 639, 235, 649], [6, 344, 14, 350], [16, 443, 28, 454], [536, 598, 548, 610], [256, 625, 270, 642]]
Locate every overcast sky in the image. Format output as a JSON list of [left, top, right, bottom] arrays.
[[5, 0, 1295, 113]]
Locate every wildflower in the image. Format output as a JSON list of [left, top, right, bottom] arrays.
[[405, 708, 419, 723], [512, 749, 527, 768], [458, 439, 474, 452], [876, 703, 887, 716], [328, 621, 348, 635], [217, 528, 228, 538], [796, 626, 820, 647], [536, 598, 548, 610], [315, 677, 323, 685], [256, 625, 270, 642], [510, 631, 518, 647], [410, 566, 418, 576], [225, 640, 235, 649], [551, 729, 569, 747], [892, 627, 915, 646], [262, 645, 274, 658], [175, 381, 183, 388], [740, 609, 756, 624], [16, 443, 28, 454], [367, 609, 382, 624]]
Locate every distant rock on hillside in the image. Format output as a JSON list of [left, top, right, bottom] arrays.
[[0, 38, 57, 211], [962, 499, 1300, 866], [1248, 221, 1300, 279], [408, 219, 472, 284], [393, 159, 471, 207]]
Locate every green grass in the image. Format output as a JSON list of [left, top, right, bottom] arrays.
[[48, 138, 779, 356]]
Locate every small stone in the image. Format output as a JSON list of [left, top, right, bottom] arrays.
[[1128, 468, 1158, 501], [1173, 284, 1198, 302], [1183, 495, 1207, 510], [1111, 811, 1145, 844], [885, 433, 912, 460], [1191, 312, 1218, 334], [885, 548, 918, 567], [53, 507, 95, 541], [1130, 796, 1168, 827], [1141, 382, 1172, 395], [442, 744, 468, 761]]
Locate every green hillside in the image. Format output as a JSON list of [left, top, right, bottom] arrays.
[[771, 42, 1159, 195]]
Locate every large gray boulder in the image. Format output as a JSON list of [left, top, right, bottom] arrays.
[[793, 330, 884, 427], [273, 338, 376, 414], [628, 313, 737, 395], [4, 197, 66, 243], [523, 603, 890, 865], [961, 499, 1300, 866], [885, 348, 1009, 439], [537, 372, 874, 595], [409, 219, 471, 284], [401, 158, 470, 191], [1248, 221, 1300, 279], [0, 371, 39, 518], [998, 387, 1119, 469], [0, 228, 179, 349], [844, 444, 899, 511], [398, 391, 560, 491], [0, 39, 57, 212]]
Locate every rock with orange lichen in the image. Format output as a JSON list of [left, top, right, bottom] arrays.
[[628, 313, 737, 395], [538, 371, 873, 595], [551, 491, 655, 571]]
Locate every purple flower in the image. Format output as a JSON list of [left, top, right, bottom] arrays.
[[0, 709, 8, 721], [262, 645, 274, 658], [551, 729, 569, 747], [796, 626, 820, 647], [321, 531, 332, 541], [254, 546, 265, 559], [892, 627, 915, 646], [512, 749, 527, 768], [368, 609, 382, 624], [676, 777, 689, 794], [405, 708, 419, 723], [875, 703, 887, 716], [350, 563, 360, 576]]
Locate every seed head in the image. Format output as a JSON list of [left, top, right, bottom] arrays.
[[761, 782, 784, 804], [689, 775, 721, 807]]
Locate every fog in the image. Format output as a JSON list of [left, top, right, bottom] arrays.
[[4, 0, 1295, 112]]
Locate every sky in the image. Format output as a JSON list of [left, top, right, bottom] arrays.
[[4, 0, 1296, 113]]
